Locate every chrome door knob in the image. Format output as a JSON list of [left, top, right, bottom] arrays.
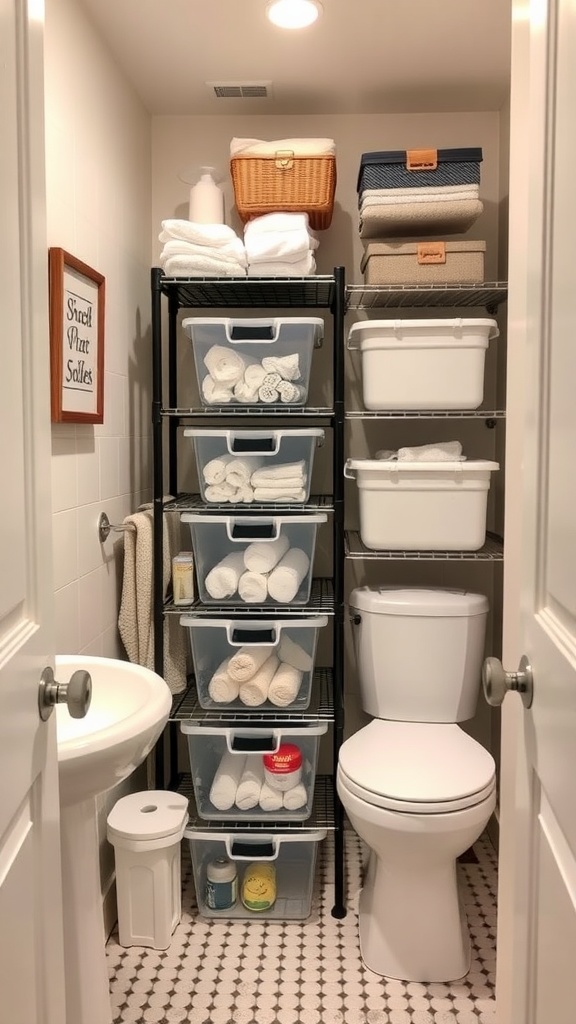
[[38, 666, 92, 721], [482, 655, 533, 709]]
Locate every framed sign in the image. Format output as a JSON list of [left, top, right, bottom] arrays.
[[49, 248, 105, 423]]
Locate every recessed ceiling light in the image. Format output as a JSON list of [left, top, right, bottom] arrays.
[[266, 0, 322, 30]]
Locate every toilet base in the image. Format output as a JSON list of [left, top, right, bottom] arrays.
[[358, 850, 470, 982]]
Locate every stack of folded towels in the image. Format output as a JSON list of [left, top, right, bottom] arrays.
[[209, 750, 308, 813], [202, 457, 308, 504], [207, 632, 311, 707], [204, 535, 309, 604], [375, 440, 466, 462], [200, 345, 305, 406], [243, 213, 319, 277], [359, 183, 484, 239], [158, 219, 247, 277]]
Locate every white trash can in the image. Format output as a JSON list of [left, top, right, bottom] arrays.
[[107, 790, 189, 949]]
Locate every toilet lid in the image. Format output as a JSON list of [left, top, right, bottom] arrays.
[[338, 720, 496, 814]]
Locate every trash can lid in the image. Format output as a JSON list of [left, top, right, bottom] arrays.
[[107, 791, 189, 842]]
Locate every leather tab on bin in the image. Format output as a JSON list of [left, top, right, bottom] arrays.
[[417, 241, 446, 265], [275, 149, 294, 170], [406, 148, 438, 170]]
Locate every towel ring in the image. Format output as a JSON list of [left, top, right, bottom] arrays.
[[97, 512, 135, 544]]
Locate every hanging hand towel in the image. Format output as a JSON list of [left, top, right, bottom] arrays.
[[267, 548, 310, 603], [209, 751, 247, 811], [207, 658, 240, 703], [235, 757, 265, 809], [205, 552, 245, 600], [238, 654, 280, 706], [267, 664, 303, 707], [243, 534, 290, 574]]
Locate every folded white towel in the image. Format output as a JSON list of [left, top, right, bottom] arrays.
[[233, 379, 260, 403], [376, 441, 466, 463], [235, 757, 265, 809], [205, 552, 245, 600], [209, 751, 247, 811], [161, 219, 240, 247], [359, 183, 480, 202], [267, 548, 310, 603], [163, 255, 247, 278], [226, 458, 260, 488], [231, 138, 336, 158], [244, 228, 319, 263], [202, 376, 234, 405], [253, 487, 306, 502], [243, 534, 290, 574], [203, 454, 234, 485], [283, 782, 308, 811], [359, 189, 481, 210], [204, 482, 237, 503], [228, 645, 274, 684], [244, 214, 318, 246], [244, 363, 268, 390], [238, 571, 268, 604], [238, 654, 280, 706], [268, 664, 303, 707], [247, 254, 316, 277], [261, 354, 301, 381], [203, 345, 246, 386], [278, 635, 313, 672], [207, 658, 240, 703], [259, 780, 284, 813], [251, 461, 306, 485], [159, 237, 247, 265]]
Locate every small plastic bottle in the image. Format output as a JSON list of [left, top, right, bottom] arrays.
[[172, 552, 194, 605], [188, 166, 225, 224], [205, 856, 238, 910]]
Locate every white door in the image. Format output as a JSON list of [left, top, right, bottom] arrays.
[[0, 1, 66, 1022], [497, 0, 576, 1021]]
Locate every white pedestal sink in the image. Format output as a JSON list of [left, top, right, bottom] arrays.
[[55, 655, 172, 1024]]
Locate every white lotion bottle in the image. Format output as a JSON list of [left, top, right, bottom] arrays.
[[189, 166, 225, 224]]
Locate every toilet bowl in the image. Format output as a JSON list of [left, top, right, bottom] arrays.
[[339, 587, 496, 982]]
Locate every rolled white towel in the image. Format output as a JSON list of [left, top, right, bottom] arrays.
[[267, 663, 303, 707], [205, 552, 245, 600], [228, 645, 275, 684], [235, 756, 264, 810], [243, 534, 290, 574], [277, 381, 306, 404], [253, 487, 306, 502], [251, 461, 306, 485], [207, 658, 240, 703], [204, 482, 237, 503], [202, 376, 234, 405], [258, 381, 280, 404], [278, 634, 313, 672], [233, 379, 260, 403], [203, 454, 234, 484], [238, 653, 279, 706], [203, 344, 246, 386], [283, 782, 308, 811], [259, 780, 284, 813], [244, 363, 268, 389], [209, 751, 247, 811], [267, 548, 310, 603], [261, 354, 301, 381], [226, 458, 260, 488], [235, 484, 255, 504], [238, 571, 269, 604], [376, 441, 466, 463]]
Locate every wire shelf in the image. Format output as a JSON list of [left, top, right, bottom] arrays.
[[170, 668, 334, 724], [162, 405, 334, 419], [346, 282, 508, 313], [159, 275, 336, 310], [179, 774, 335, 833], [164, 493, 334, 514], [345, 409, 506, 421], [344, 530, 504, 561], [164, 577, 335, 616]]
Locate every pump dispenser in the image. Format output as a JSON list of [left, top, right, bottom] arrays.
[[188, 166, 225, 224]]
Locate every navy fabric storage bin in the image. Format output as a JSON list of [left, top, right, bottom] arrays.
[[357, 148, 483, 194]]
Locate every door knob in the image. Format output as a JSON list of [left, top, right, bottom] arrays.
[[38, 665, 92, 721], [482, 655, 533, 709]]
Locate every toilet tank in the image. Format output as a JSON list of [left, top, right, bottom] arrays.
[[349, 587, 489, 723]]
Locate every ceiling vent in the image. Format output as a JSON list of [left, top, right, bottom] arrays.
[[207, 81, 272, 99]]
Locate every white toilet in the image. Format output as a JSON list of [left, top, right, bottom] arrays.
[[337, 586, 496, 983]]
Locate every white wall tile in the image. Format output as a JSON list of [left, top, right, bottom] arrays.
[[78, 567, 104, 650], [52, 509, 79, 590], [53, 581, 80, 655], [77, 501, 107, 578], [51, 435, 78, 513], [99, 436, 119, 501], [76, 433, 100, 505]]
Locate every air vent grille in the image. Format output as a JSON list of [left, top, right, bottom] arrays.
[[208, 81, 272, 100]]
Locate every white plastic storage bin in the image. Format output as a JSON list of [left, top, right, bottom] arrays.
[[181, 513, 327, 606], [179, 616, 328, 712], [180, 723, 328, 822], [183, 427, 324, 505], [181, 317, 324, 408], [186, 829, 326, 920], [345, 459, 499, 551], [348, 318, 499, 410]]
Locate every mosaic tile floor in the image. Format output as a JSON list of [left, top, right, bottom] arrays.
[[106, 829, 498, 1024]]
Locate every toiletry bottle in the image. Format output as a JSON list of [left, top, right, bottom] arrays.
[[172, 551, 194, 605], [188, 166, 225, 224], [205, 856, 238, 910]]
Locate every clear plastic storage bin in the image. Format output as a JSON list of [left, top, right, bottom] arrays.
[[181, 317, 324, 408], [181, 513, 327, 606], [180, 723, 328, 822], [186, 829, 326, 920], [179, 616, 328, 711], [183, 427, 324, 505]]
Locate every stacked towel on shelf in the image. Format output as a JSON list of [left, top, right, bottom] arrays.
[[206, 640, 306, 708], [209, 751, 247, 811], [158, 219, 247, 277], [209, 749, 309, 812], [201, 458, 308, 504], [204, 538, 310, 605], [376, 441, 466, 463], [244, 213, 319, 278], [201, 343, 305, 407]]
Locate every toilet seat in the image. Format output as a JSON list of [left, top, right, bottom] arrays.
[[338, 719, 496, 814]]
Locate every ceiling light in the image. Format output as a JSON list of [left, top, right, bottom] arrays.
[[266, 0, 322, 30]]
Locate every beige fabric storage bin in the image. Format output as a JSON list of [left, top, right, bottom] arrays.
[[361, 240, 486, 286]]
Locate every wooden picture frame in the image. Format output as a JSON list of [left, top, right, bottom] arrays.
[[48, 248, 105, 423]]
